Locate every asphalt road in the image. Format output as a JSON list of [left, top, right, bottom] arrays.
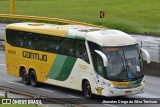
[[0, 51, 160, 107], [0, 23, 5, 40]]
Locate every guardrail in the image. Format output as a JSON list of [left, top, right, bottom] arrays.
[[136, 39, 160, 77], [143, 61, 160, 77], [0, 14, 105, 28]]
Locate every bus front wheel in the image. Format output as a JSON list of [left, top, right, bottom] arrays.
[[82, 81, 93, 98], [30, 70, 39, 87], [21, 69, 30, 85]]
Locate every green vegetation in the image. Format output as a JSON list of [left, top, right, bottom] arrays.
[[0, 0, 159, 35], [0, 96, 4, 98]]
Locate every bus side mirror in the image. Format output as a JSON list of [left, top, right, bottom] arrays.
[[140, 48, 151, 63], [94, 50, 108, 67]]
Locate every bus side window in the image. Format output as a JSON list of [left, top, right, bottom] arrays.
[[15, 31, 30, 48], [62, 38, 75, 56], [88, 41, 101, 70], [96, 55, 104, 77], [16, 31, 25, 48], [21, 34, 29, 48], [27, 33, 36, 50], [6, 29, 16, 46], [48, 37, 62, 53], [75, 40, 89, 63], [35, 34, 48, 51]]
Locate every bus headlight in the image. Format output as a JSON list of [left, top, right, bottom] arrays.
[[110, 84, 114, 88], [106, 83, 115, 88], [141, 80, 145, 85]]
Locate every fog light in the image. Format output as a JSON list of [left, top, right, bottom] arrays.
[[110, 84, 114, 88], [107, 83, 115, 88]]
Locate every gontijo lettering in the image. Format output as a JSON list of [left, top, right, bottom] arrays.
[[23, 51, 47, 61]]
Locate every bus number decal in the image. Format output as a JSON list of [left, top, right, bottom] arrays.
[[8, 50, 16, 55]]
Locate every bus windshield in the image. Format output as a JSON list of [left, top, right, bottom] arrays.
[[102, 45, 143, 81]]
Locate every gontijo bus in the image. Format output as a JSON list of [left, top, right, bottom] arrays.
[[5, 22, 150, 98]]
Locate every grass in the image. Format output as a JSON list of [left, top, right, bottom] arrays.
[[0, 0, 160, 35]]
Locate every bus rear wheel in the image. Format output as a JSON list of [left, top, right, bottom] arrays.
[[21, 69, 30, 85], [30, 70, 39, 87], [83, 81, 93, 98]]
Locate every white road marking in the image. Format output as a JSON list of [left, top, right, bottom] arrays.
[[38, 88, 80, 98], [7, 81, 26, 86], [0, 64, 6, 67], [38, 88, 57, 93], [68, 95, 80, 98], [104, 104, 118, 107]]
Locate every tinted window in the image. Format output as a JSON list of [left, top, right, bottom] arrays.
[[6, 29, 16, 46], [6, 29, 89, 63], [62, 38, 75, 56], [28, 33, 36, 49], [15, 31, 25, 47], [96, 55, 105, 77], [17, 32, 36, 49], [48, 37, 62, 53], [36, 35, 48, 51], [88, 41, 101, 69], [75, 40, 89, 63]]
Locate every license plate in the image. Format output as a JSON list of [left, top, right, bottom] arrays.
[[125, 90, 132, 94]]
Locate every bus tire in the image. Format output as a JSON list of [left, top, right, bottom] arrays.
[[29, 70, 39, 87], [82, 80, 93, 98], [21, 68, 30, 85]]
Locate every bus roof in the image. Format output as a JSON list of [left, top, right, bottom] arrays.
[[6, 22, 136, 46]]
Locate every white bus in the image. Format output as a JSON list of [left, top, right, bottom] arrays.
[[5, 22, 150, 98]]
